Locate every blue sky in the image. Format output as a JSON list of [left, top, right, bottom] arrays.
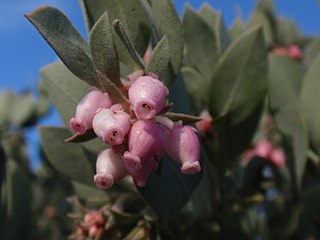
[[1, 0, 320, 169]]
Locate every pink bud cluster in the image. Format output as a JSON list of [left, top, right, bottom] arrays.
[[70, 74, 201, 189], [242, 139, 286, 168], [271, 44, 302, 60], [68, 210, 105, 239]]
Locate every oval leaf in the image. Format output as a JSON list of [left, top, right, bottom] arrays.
[[230, 17, 246, 40], [90, 11, 121, 86], [81, 0, 150, 57], [25, 6, 99, 88], [148, 0, 184, 74], [183, 6, 219, 81], [39, 126, 96, 186], [269, 55, 308, 190], [146, 36, 174, 86], [181, 67, 209, 105], [139, 154, 203, 220], [41, 61, 89, 127], [199, 3, 231, 54], [7, 160, 32, 240], [301, 52, 320, 155], [208, 26, 268, 125]]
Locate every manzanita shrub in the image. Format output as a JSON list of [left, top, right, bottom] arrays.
[[16, 0, 320, 239]]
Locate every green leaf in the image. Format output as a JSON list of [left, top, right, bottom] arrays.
[[301, 52, 320, 155], [215, 12, 232, 54], [7, 160, 32, 240], [146, 36, 174, 86], [90, 11, 120, 86], [81, 0, 150, 57], [269, 54, 308, 190], [192, 160, 216, 219], [168, 74, 192, 115], [72, 181, 109, 201], [248, 11, 274, 46], [181, 67, 209, 105], [139, 154, 203, 220], [209, 26, 268, 125], [25, 6, 99, 88], [230, 17, 246, 40], [0, 91, 14, 128], [183, 6, 219, 81], [10, 93, 36, 127], [305, 38, 320, 65], [39, 126, 96, 186], [276, 18, 301, 45], [269, 54, 305, 96], [216, 101, 264, 165], [199, 3, 231, 54], [148, 0, 184, 74], [249, 0, 276, 46], [41, 61, 88, 127], [199, 2, 218, 29]]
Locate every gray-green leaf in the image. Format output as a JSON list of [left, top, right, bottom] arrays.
[[148, 0, 184, 75], [209, 26, 268, 125], [90, 11, 120, 86], [269, 54, 308, 190], [183, 6, 219, 82], [139, 154, 203, 220], [301, 52, 320, 155], [25, 6, 99, 88], [41, 61, 89, 127], [39, 127, 96, 186], [146, 36, 174, 86]]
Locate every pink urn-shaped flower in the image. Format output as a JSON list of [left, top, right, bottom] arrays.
[[128, 75, 169, 120], [126, 157, 157, 187], [94, 148, 128, 189], [123, 119, 165, 170], [70, 88, 112, 135], [164, 125, 201, 174], [92, 106, 130, 145]]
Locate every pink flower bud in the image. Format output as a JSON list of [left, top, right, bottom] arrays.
[[288, 44, 302, 60], [270, 148, 286, 168], [126, 157, 157, 187], [84, 211, 104, 225], [255, 140, 273, 159], [92, 107, 130, 145], [164, 125, 201, 174], [123, 120, 165, 169], [128, 76, 169, 120], [143, 43, 153, 66], [94, 148, 128, 189], [70, 88, 112, 135], [195, 110, 213, 135], [88, 225, 99, 238]]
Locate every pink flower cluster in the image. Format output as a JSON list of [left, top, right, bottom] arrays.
[[68, 210, 105, 239], [242, 139, 286, 168], [271, 44, 302, 60], [70, 74, 201, 189]]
